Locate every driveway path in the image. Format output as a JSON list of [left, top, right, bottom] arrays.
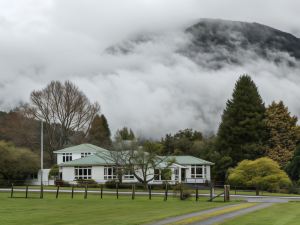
[[149, 204, 244, 225], [190, 203, 272, 225], [149, 203, 273, 225]]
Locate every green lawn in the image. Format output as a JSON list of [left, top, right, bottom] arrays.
[[0, 192, 236, 225], [217, 202, 300, 225]]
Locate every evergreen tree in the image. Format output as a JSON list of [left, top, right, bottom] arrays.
[[286, 145, 300, 181], [88, 114, 112, 148], [265, 101, 299, 167], [115, 127, 135, 140], [161, 129, 203, 156], [216, 75, 267, 180]]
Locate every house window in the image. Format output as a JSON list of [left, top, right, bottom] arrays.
[[123, 170, 134, 180], [74, 166, 92, 180], [154, 169, 161, 180], [191, 165, 203, 178], [81, 152, 91, 158], [104, 166, 117, 180], [63, 153, 72, 162], [174, 168, 179, 181]]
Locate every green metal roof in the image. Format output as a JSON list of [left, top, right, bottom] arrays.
[[53, 144, 110, 154], [166, 156, 214, 165], [56, 144, 214, 167]]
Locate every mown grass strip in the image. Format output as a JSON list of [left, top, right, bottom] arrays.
[[168, 203, 258, 225]]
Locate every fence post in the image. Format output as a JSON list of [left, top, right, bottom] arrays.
[[209, 183, 213, 202], [196, 187, 199, 202], [71, 186, 74, 199], [132, 184, 135, 200], [227, 185, 230, 201], [164, 183, 168, 201], [180, 183, 183, 200], [56, 185, 60, 199], [148, 184, 152, 200], [10, 183, 14, 198], [40, 183, 43, 199], [100, 185, 103, 199], [116, 183, 119, 199], [84, 184, 88, 199], [223, 185, 230, 202], [25, 185, 28, 198]]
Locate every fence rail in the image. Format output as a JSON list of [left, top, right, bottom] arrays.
[[1, 180, 232, 202]]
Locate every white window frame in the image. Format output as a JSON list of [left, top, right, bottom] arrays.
[[104, 166, 117, 180], [63, 153, 72, 162], [123, 170, 134, 180], [74, 166, 92, 180], [190, 165, 203, 178], [81, 152, 91, 158]]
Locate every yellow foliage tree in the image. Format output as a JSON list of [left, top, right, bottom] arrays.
[[228, 157, 291, 195]]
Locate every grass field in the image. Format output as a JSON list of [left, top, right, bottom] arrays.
[[217, 202, 300, 225], [0, 192, 236, 225]]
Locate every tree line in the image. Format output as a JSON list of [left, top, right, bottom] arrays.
[[1, 75, 300, 186]]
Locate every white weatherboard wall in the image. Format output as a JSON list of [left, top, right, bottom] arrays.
[[61, 167, 75, 183], [206, 166, 211, 181], [92, 166, 104, 183], [28, 169, 55, 185]]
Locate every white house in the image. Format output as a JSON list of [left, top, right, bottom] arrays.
[[54, 143, 214, 184], [29, 169, 55, 185]]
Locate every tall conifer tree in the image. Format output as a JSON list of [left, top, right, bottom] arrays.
[[265, 101, 299, 167], [88, 114, 112, 148], [215, 75, 267, 180]]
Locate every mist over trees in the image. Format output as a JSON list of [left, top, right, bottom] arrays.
[[1, 75, 300, 185], [115, 127, 135, 141]]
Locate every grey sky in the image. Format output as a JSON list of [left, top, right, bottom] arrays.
[[0, 0, 300, 138]]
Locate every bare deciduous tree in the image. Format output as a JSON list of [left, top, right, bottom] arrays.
[[109, 140, 173, 188], [25, 80, 100, 162]]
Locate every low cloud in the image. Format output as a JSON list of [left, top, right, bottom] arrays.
[[0, 0, 300, 138]]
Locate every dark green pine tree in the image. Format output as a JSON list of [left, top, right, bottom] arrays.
[[88, 114, 112, 148], [286, 145, 300, 181], [215, 75, 267, 180], [115, 127, 135, 141]]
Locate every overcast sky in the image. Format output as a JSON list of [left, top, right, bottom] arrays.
[[1, 0, 300, 138]]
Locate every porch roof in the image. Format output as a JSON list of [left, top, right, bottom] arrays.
[[167, 156, 214, 165]]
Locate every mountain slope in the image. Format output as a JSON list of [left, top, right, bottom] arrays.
[[107, 19, 300, 69], [182, 19, 300, 69]]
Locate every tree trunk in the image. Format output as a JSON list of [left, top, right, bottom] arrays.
[[256, 187, 260, 196]]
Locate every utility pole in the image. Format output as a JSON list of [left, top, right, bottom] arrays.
[[40, 121, 44, 199]]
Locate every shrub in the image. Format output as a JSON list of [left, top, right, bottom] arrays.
[[76, 179, 98, 188], [172, 183, 192, 200], [55, 180, 71, 187], [48, 165, 59, 179], [105, 180, 118, 189], [288, 182, 300, 194]]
